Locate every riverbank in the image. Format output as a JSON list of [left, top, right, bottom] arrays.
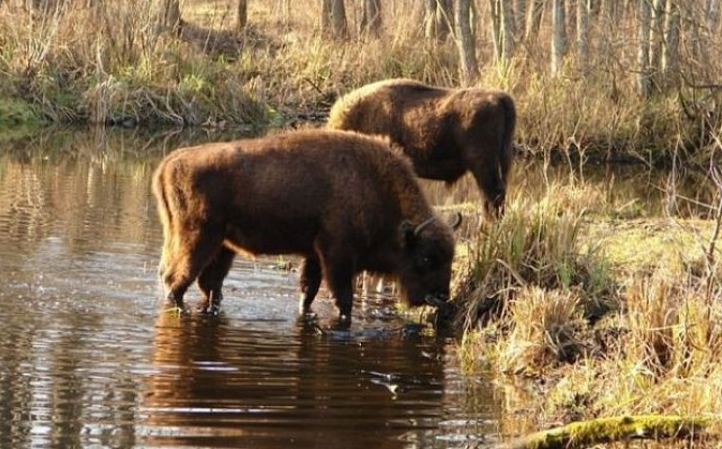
[[0, 1, 720, 166], [450, 178, 722, 445]]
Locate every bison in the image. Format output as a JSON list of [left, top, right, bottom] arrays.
[[327, 78, 517, 218], [152, 129, 459, 324]]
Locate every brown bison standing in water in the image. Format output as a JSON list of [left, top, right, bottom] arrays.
[[152, 129, 458, 324], [327, 78, 517, 218]]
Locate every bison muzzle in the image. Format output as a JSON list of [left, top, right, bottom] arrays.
[[327, 78, 517, 218], [152, 129, 459, 325]]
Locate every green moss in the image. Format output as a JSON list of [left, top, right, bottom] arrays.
[[509, 415, 714, 449]]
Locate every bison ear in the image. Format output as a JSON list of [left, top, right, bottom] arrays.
[[399, 220, 417, 248], [449, 212, 462, 231]]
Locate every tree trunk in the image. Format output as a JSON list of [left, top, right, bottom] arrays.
[[500, 0, 515, 63], [489, 0, 502, 61], [321, 0, 347, 39], [455, 0, 479, 85], [661, 0, 680, 88], [360, 0, 382, 36], [331, 0, 348, 38], [707, 0, 721, 32], [525, 0, 545, 41], [514, 0, 526, 35], [637, 0, 652, 97], [551, 0, 567, 75], [576, 0, 589, 68], [649, 0, 664, 78], [237, 0, 247, 32], [425, 0, 453, 40], [321, 0, 332, 34], [600, 0, 619, 22], [158, 0, 181, 35]]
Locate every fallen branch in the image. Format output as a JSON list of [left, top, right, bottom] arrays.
[[495, 415, 718, 449]]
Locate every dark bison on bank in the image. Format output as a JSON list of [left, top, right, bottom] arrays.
[[152, 129, 459, 324], [327, 78, 517, 218]]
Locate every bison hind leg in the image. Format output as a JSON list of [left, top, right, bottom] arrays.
[[299, 256, 322, 315], [471, 163, 507, 220], [197, 246, 236, 314], [161, 227, 225, 311]]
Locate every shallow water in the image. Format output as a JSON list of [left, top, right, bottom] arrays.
[[0, 128, 499, 449]]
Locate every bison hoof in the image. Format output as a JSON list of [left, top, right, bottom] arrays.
[[336, 314, 352, 329], [196, 303, 221, 316], [301, 310, 318, 322]]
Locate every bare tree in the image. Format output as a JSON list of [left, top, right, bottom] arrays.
[[649, 0, 664, 76], [500, 0, 515, 63], [321, 0, 347, 38], [331, 0, 348, 38], [490, 0, 502, 60], [425, 0, 454, 40], [576, 0, 590, 67], [455, 0, 479, 84], [361, 0, 382, 36], [321, 0, 331, 32], [551, 0, 567, 75], [490, 0, 515, 62], [661, 0, 680, 88], [637, 0, 652, 97], [707, 0, 721, 32], [526, 0, 545, 41], [514, 0, 527, 35], [237, 0, 247, 32], [600, 0, 620, 22], [158, 0, 181, 34]]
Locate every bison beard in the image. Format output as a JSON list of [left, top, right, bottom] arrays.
[[152, 129, 458, 325], [327, 78, 517, 219]]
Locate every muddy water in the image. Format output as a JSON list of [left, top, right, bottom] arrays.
[[0, 128, 499, 449]]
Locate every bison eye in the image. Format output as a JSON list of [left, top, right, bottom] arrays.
[[418, 255, 435, 270]]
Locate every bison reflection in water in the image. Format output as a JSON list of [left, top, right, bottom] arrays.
[[142, 313, 451, 448], [328, 78, 517, 219], [152, 129, 459, 324]]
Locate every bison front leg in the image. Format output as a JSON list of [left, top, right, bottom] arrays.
[[321, 256, 356, 326], [299, 256, 322, 314], [197, 246, 236, 315]]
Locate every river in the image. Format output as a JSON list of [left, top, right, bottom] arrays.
[[0, 127, 500, 449]]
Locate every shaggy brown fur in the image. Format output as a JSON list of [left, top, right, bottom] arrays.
[[152, 129, 457, 323], [327, 78, 517, 218]]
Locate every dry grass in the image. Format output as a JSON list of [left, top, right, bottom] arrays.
[[0, 0, 719, 162], [457, 165, 722, 440]]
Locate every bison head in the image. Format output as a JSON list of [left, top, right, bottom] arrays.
[[396, 214, 460, 310]]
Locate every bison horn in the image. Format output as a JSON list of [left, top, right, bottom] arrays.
[[449, 212, 462, 230], [413, 216, 436, 235]]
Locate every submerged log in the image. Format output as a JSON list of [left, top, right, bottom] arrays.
[[496, 415, 717, 449]]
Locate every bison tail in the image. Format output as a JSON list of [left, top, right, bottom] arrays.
[[152, 163, 174, 277]]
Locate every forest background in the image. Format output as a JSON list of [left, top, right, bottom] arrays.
[[0, 0, 719, 164]]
